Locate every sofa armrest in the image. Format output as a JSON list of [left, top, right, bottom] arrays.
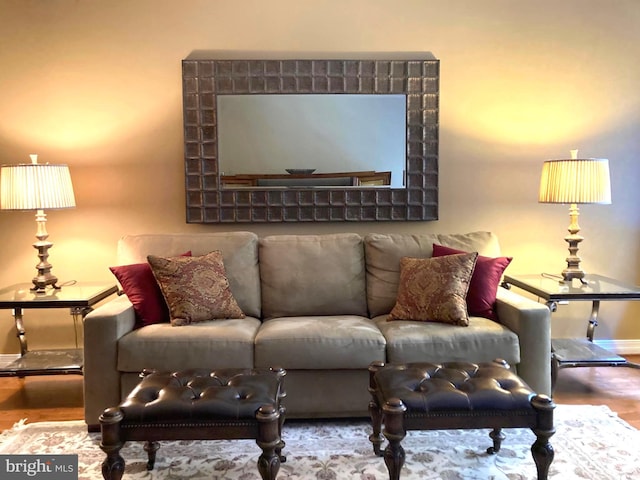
[[83, 294, 136, 428], [495, 287, 551, 396]]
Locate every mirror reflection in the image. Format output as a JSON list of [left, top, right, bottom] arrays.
[[217, 94, 406, 188]]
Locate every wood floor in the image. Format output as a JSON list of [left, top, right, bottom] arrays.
[[1, 356, 639, 432]]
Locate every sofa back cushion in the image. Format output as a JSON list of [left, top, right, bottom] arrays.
[[364, 231, 502, 317], [116, 232, 261, 318], [259, 233, 367, 319]]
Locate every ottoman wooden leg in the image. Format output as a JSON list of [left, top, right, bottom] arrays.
[[382, 398, 407, 480], [277, 404, 287, 462], [99, 408, 125, 480], [531, 431, 555, 480], [369, 399, 384, 456], [144, 441, 160, 470], [273, 365, 288, 462], [487, 428, 506, 454], [256, 405, 281, 480], [368, 361, 385, 456], [531, 395, 556, 480]]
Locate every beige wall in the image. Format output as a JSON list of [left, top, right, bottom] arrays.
[[1, 0, 639, 354]]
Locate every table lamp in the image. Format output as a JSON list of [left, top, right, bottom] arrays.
[[0, 154, 76, 293], [538, 149, 611, 284]]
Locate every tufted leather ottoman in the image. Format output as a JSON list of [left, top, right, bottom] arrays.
[[99, 367, 286, 480], [368, 360, 555, 480]]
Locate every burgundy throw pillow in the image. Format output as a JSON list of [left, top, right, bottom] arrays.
[[432, 244, 512, 320], [109, 251, 191, 329]]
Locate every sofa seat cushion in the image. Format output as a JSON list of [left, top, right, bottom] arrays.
[[374, 315, 520, 366], [254, 316, 386, 369], [117, 317, 261, 372]]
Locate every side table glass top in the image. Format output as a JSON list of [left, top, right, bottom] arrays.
[[0, 282, 118, 309], [503, 274, 640, 302]]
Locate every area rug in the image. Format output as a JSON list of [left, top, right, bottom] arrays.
[[0, 405, 638, 479]]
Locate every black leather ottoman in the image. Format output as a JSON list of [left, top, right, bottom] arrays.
[[99, 367, 286, 480], [368, 360, 555, 480]]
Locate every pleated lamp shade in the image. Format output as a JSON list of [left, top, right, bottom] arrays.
[[538, 158, 611, 205], [1, 163, 76, 211]]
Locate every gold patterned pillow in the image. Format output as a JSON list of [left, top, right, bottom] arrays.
[[388, 252, 478, 326], [147, 251, 245, 326]]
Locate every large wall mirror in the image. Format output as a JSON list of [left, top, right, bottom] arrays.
[[182, 52, 439, 222]]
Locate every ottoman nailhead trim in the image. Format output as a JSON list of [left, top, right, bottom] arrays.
[[404, 409, 534, 419], [121, 420, 257, 429]]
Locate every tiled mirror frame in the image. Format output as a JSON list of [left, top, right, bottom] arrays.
[[182, 56, 439, 223]]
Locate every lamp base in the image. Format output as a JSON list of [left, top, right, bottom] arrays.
[[31, 240, 61, 294], [31, 274, 61, 293], [561, 268, 588, 285], [560, 203, 588, 286]]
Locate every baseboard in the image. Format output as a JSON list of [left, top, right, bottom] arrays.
[[0, 353, 19, 368], [593, 339, 640, 355]]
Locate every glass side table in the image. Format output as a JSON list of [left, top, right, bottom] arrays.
[[0, 282, 118, 377], [502, 273, 640, 390]]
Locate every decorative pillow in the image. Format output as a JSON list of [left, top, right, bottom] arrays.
[[388, 252, 478, 326], [147, 251, 245, 326], [109, 251, 191, 329], [432, 244, 512, 320]]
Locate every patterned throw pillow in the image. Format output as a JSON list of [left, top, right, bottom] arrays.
[[109, 251, 191, 329], [432, 244, 512, 320], [147, 251, 245, 326], [388, 252, 478, 326]]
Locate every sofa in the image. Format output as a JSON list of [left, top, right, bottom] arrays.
[[83, 231, 551, 429]]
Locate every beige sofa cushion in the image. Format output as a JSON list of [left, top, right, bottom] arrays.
[[254, 315, 386, 369], [374, 314, 520, 365], [259, 233, 367, 318], [117, 317, 261, 372], [364, 231, 502, 317], [116, 232, 261, 318]]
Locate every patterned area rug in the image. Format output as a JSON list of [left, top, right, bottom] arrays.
[[0, 405, 638, 479]]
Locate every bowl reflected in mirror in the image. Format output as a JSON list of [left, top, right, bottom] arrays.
[[285, 169, 316, 175]]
